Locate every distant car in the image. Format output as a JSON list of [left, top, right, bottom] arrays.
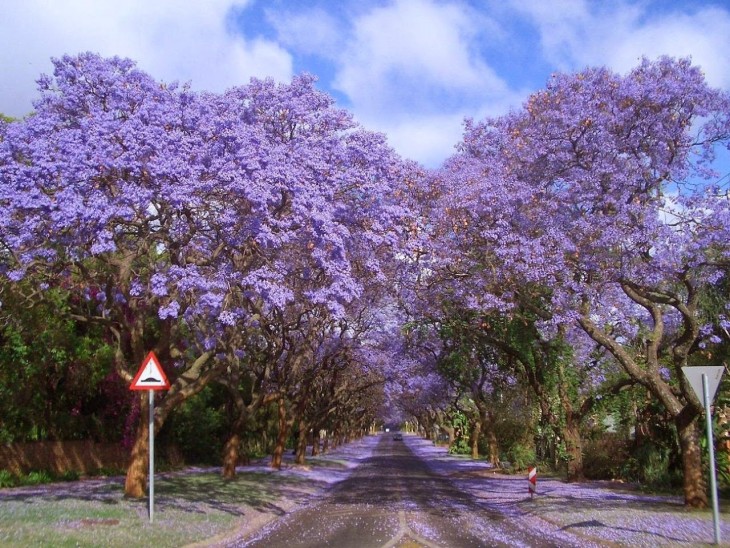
[[393, 433, 403, 441]]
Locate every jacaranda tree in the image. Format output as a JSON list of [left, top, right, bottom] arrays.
[[0, 53, 413, 497], [437, 57, 730, 507]]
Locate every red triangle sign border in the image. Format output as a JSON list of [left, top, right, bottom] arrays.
[[130, 351, 171, 391]]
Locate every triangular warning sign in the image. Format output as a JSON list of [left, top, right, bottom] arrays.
[[682, 366, 724, 404], [130, 351, 171, 391]]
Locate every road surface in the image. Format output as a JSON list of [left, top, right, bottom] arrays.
[[228, 434, 582, 547]]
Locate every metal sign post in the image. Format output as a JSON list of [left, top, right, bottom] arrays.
[[682, 366, 724, 545], [149, 390, 155, 523], [130, 352, 171, 523], [702, 374, 721, 545]]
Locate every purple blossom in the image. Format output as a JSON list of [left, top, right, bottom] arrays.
[[150, 274, 168, 297], [217, 310, 237, 326], [7, 269, 25, 282], [158, 301, 180, 320]]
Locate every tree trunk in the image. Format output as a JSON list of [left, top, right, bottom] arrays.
[[477, 405, 498, 466], [311, 429, 321, 456], [538, 399, 558, 464], [271, 398, 288, 470], [422, 416, 434, 441], [222, 433, 241, 479], [677, 416, 707, 508], [578, 307, 706, 507], [295, 420, 308, 465], [486, 427, 499, 466], [124, 393, 150, 498], [222, 391, 247, 479], [564, 420, 584, 482], [221, 389, 274, 478], [470, 417, 481, 460], [221, 377, 246, 480]]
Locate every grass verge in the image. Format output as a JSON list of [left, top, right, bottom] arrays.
[[0, 469, 325, 547]]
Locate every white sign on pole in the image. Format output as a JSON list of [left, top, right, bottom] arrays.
[[683, 366, 724, 403]]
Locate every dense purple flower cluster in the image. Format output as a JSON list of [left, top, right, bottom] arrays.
[[1, 52, 415, 350]]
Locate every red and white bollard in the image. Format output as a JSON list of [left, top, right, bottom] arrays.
[[528, 466, 537, 498]]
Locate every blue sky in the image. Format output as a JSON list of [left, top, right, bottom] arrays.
[[2, 0, 730, 168]]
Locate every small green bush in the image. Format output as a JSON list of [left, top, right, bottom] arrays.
[[507, 443, 536, 472], [583, 434, 629, 480], [448, 438, 471, 455], [619, 442, 682, 490], [0, 469, 17, 488], [21, 470, 53, 486], [160, 385, 228, 465], [57, 470, 80, 482], [638, 445, 669, 485]]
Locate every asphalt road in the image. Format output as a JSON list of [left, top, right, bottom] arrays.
[[230, 434, 569, 548]]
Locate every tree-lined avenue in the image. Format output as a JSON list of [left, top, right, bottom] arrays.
[[235, 434, 582, 547]]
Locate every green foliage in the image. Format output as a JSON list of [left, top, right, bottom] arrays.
[[582, 434, 629, 479], [714, 448, 730, 487], [702, 413, 730, 490], [693, 277, 730, 367], [448, 438, 471, 455], [0, 469, 83, 488], [0, 470, 17, 488], [447, 410, 471, 455], [160, 385, 229, 465], [0, 283, 120, 443], [492, 412, 533, 459], [620, 441, 682, 489], [20, 470, 54, 486], [58, 470, 81, 482], [506, 443, 536, 472]]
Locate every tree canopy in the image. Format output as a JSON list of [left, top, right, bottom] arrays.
[[1, 54, 729, 507]]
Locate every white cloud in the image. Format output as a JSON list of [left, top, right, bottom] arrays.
[[362, 89, 530, 168], [0, 0, 293, 117], [266, 7, 343, 57], [344, 0, 730, 166], [327, 0, 518, 166], [604, 8, 730, 89], [511, 0, 730, 89], [334, 0, 509, 118], [373, 113, 465, 168]]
